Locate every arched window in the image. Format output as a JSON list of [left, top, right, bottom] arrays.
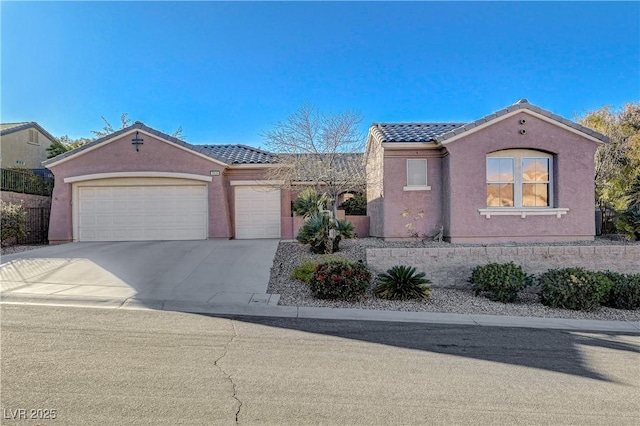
[[486, 149, 553, 208]]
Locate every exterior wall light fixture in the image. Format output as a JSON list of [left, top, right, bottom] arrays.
[[131, 131, 144, 152]]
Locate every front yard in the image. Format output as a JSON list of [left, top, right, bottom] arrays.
[[267, 238, 640, 322]]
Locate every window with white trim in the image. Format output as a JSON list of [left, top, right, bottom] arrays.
[[404, 159, 430, 190], [486, 150, 553, 208]]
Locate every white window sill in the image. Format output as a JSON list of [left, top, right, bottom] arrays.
[[403, 186, 431, 191], [478, 208, 569, 219]]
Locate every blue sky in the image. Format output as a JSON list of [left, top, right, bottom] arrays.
[[2, 1, 638, 148]]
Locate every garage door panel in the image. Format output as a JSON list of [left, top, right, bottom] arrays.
[[77, 184, 207, 242], [79, 200, 97, 213], [235, 186, 281, 239], [95, 187, 113, 197], [95, 216, 113, 226]]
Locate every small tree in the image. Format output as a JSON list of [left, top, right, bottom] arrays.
[[47, 135, 93, 158], [48, 114, 188, 159], [92, 113, 186, 140], [579, 102, 640, 211], [339, 194, 367, 215], [1, 201, 27, 246], [91, 113, 132, 138], [617, 174, 640, 240], [262, 103, 367, 217]]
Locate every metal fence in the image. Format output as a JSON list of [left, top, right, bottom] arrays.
[[16, 207, 50, 244], [0, 168, 54, 196]]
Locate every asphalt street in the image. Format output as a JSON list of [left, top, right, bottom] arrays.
[[1, 305, 639, 425]]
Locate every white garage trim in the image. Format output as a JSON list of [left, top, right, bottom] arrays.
[[234, 186, 281, 239], [72, 177, 208, 242], [230, 180, 284, 186], [65, 171, 212, 184]]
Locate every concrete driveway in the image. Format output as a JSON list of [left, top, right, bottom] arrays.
[[0, 240, 280, 309]]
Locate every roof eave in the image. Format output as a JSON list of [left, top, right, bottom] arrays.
[[381, 142, 439, 150], [435, 105, 609, 146], [1, 122, 57, 142], [43, 124, 229, 168]]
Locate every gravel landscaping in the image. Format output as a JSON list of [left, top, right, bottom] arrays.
[[1, 244, 47, 256], [267, 238, 640, 322]]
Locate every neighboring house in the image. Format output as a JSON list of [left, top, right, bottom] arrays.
[[366, 99, 609, 243], [43, 122, 366, 243], [0, 122, 56, 169]]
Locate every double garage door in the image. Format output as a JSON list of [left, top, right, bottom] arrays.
[[77, 184, 208, 241], [76, 182, 281, 241]]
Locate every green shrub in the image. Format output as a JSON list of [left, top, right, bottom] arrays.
[[0, 200, 27, 245], [617, 174, 640, 240], [470, 262, 531, 303], [617, 205, 640, 240], [291, 259, 320, 283], [292, 188, 329, 218], [309, 261, 372, 300], [339, 194, 367, 215], [290, 256, 349, 283], [600, 271, 640, 310], [297, 213, 355, 254], [374, 265, 431, 301], [539, 268, 613, 311]]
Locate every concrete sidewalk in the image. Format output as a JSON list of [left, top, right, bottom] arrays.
[[2, 292, 639, 333]]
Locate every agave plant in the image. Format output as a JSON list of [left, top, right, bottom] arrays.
[[374, 265, 431, 301]]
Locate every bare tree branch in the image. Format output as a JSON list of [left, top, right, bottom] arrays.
[[262, 103, 367, 215]]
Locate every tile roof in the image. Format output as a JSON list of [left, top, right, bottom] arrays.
[[1, 122, 30, 131], [43, 122, 211, 166], [369, 99, 610, 145], [370, 122, 464, 143], [201, 144, 277, 164], [1, 121, 57, 141], [435, 99, 609, 144], [282, 153, 365, 181], [43, 121, 362, 170], [43, 121, 280, 167]]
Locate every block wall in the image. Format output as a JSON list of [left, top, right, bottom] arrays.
[[367, 245, 640, 288]]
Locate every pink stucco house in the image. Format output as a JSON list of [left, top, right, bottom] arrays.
[[43, 124, 288, 243], [44, 99, 607, 245], [366, 99, 609, 243], [43, 123, 367, 243]]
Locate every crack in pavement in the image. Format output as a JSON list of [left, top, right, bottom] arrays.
[[213, 319, 242, 424]]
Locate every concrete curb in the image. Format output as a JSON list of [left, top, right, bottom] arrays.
[[2, 293, 639, 333]]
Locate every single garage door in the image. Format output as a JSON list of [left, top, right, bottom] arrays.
[[77, 185, 208, 241], [235, 186, 281, 239]]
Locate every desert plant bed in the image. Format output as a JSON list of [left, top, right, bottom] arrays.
[[268, 238, 640, 322]]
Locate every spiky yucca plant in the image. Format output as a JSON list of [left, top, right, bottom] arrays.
[[374, 265, 431, 301]]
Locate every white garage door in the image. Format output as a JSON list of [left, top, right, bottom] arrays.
[[77, 185, 208, 241], [235, 186, 281, 239]]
